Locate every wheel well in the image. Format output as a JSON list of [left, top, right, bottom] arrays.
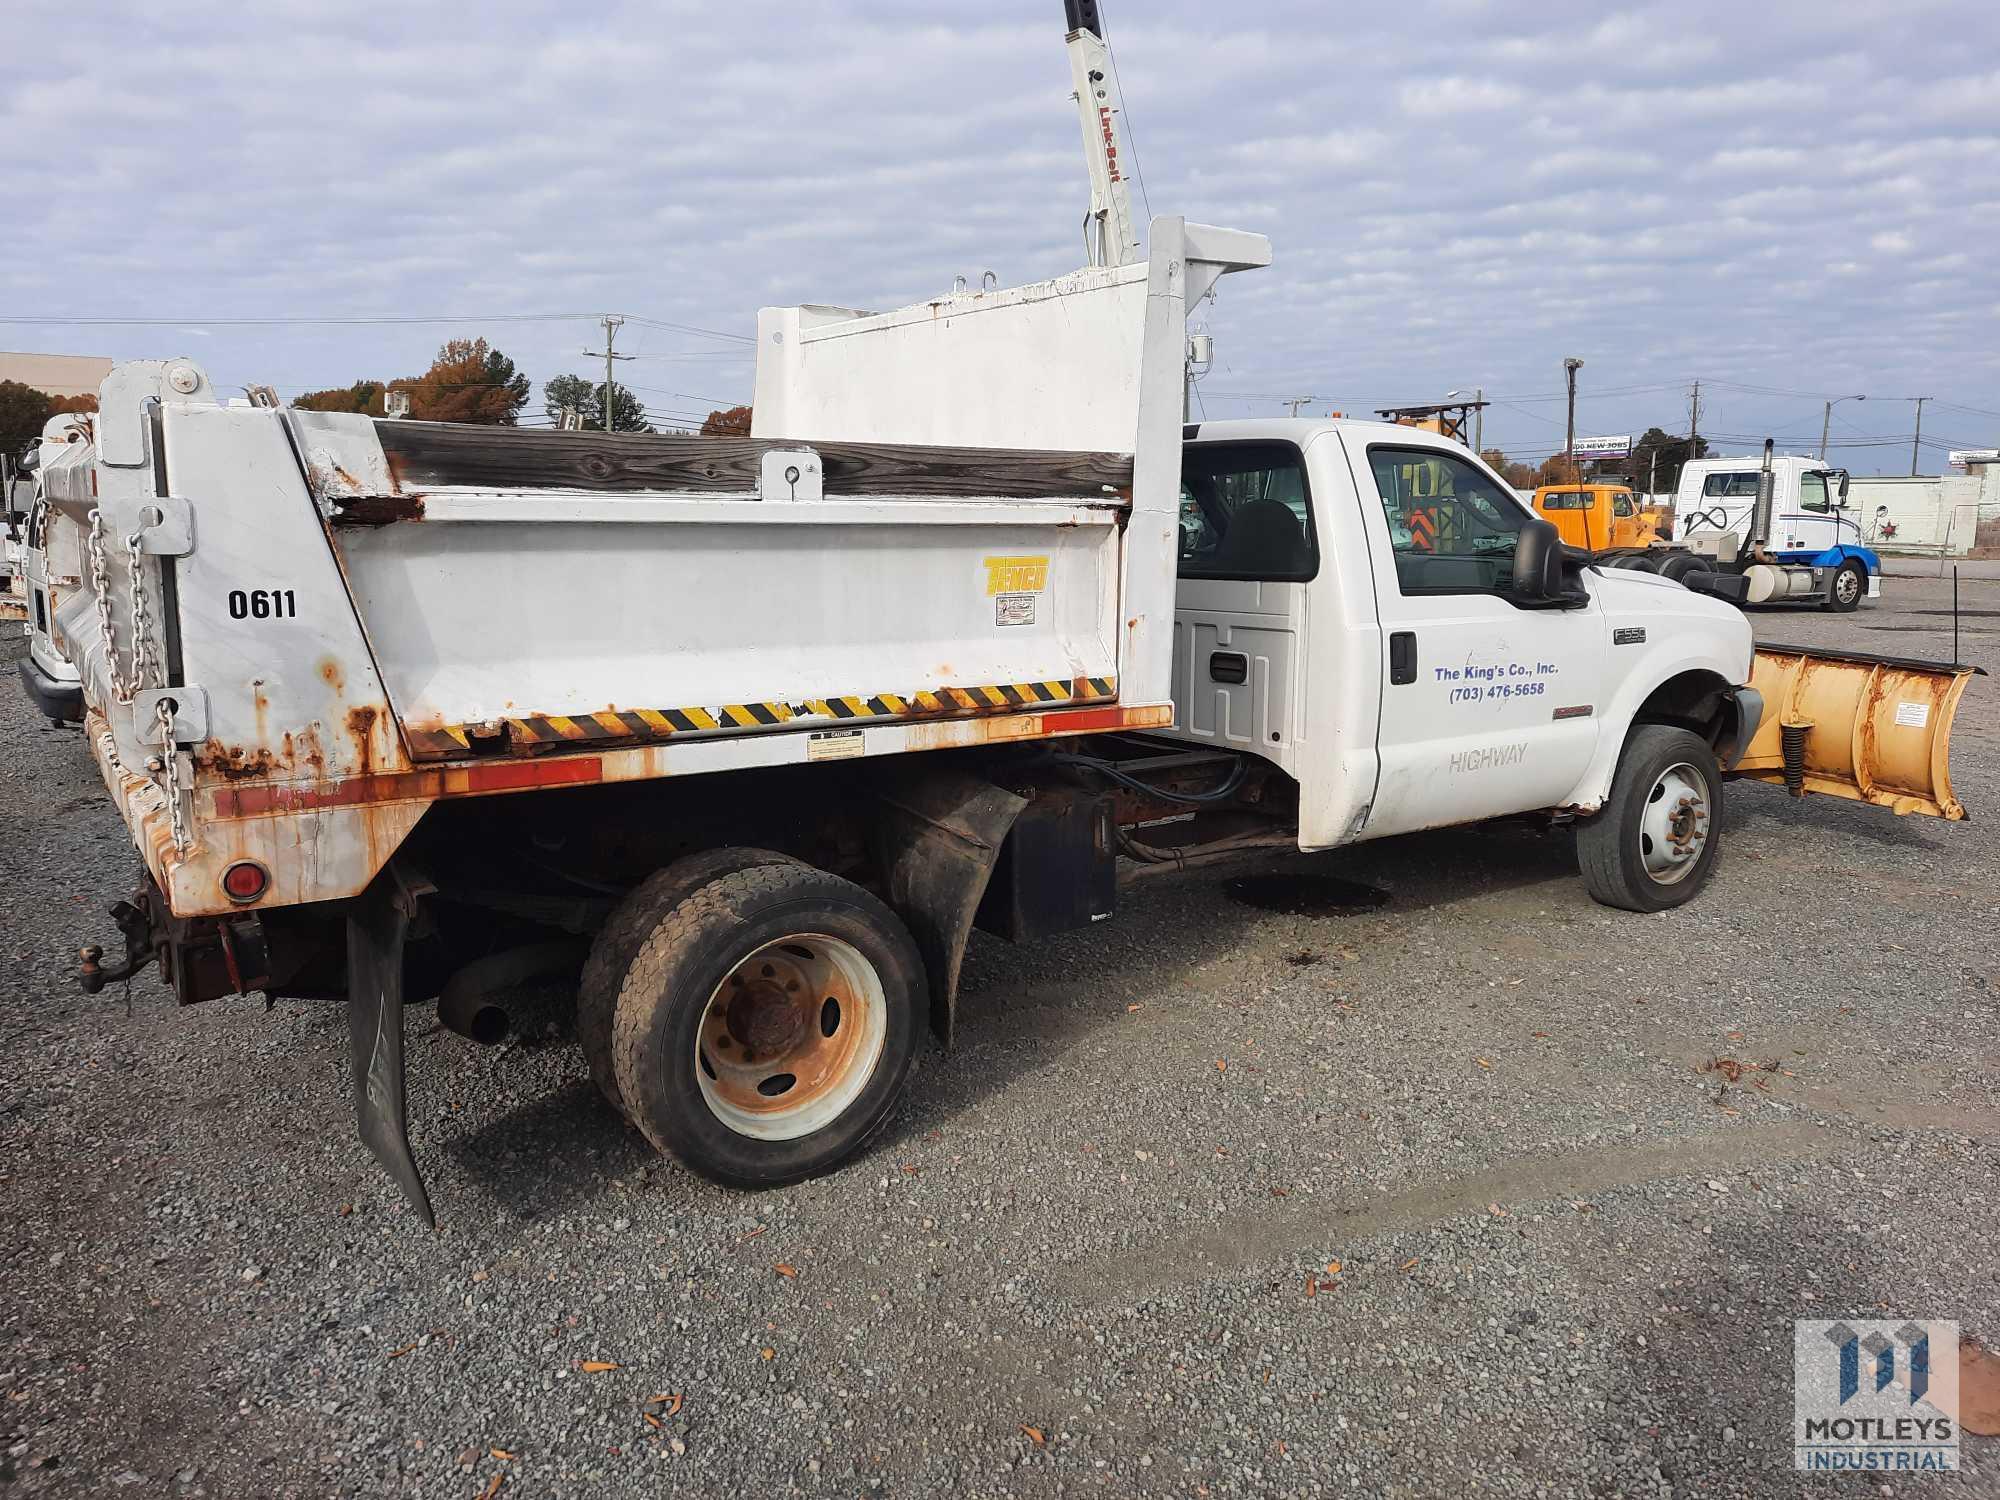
[[1633, 669, 1733, 746]]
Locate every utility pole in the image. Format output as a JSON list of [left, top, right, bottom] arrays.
[[1687, 379, 1702, 473], [1819, 393, 1865, 460], [1562, 357, 1584, 477], [1911, 396, 1930, 476], [1284, 396, 1315, 418], [583, 315, 633, 433], [1473, 387, 1483, 454]]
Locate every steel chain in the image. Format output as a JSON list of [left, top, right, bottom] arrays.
[[125, 524, 161, 694], [155, 697, 189, 855], [90, 506, 186, 850], [86, 508, 134, 702]]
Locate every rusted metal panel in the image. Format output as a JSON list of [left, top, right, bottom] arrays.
[[1735, 644, 1979, 819]]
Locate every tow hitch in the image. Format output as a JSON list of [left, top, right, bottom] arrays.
[[77, 898, 159, 994]]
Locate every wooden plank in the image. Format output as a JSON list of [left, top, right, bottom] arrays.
[[370, 420, 1133, 502]]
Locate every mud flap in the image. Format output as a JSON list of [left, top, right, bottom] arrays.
[[346, 869, 435, 1227], [871, 769, 1027, 1046]]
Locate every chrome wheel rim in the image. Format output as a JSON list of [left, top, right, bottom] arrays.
[[1638, 761, 1710, 884], [694, 934, 887, 1140], [1835, 568, 1861, 605]]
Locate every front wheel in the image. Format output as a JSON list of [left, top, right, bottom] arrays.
[[611, 861, 924, 1187], [1575, 725, 1723, 913], [1824, 559, 1866, 613]]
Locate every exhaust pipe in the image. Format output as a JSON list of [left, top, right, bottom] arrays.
[[437, 939, 587, 1046]]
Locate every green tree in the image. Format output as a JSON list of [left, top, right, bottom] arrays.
[[542, 374, 650, 432], [1629, 427, 1709, 495], [0, 380, 54, 463]]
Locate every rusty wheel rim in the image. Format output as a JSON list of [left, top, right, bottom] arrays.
[[693, 934, 887, 1140], [1639, 761, 1710, 885]]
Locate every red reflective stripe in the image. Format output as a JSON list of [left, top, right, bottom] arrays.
[[213, 756, 604, 818], [1042, 704, 1152, 734], [465, 758, 602, 793]]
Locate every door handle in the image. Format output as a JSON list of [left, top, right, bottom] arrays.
[[1208, 651, 1248, 685], [1389, 631, 1417, 685]]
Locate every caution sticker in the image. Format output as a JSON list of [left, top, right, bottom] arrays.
[[983, 555, 1049, 595], [807, 729, 866, 761], [1893, 701, 1931, 729], [995, 592, 1036, 627]]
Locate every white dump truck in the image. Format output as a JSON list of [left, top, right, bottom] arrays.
[[14, 417, 90, 724], [49, 225, 1976, 1222]]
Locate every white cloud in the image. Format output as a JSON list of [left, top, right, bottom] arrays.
[[0, 0, 1989, 471], [1397, 76, 1525, 117]]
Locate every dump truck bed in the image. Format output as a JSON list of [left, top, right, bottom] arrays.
[[50, 218, 1269, 919]]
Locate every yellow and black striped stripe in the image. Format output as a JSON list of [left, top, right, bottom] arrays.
[[404, 676, 1117, 761]]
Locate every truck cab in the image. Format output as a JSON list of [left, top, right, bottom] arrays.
[[1166, 420, 1759, 848], [1530, 482, 1662, 552], [1674, 453, 1879, 608]]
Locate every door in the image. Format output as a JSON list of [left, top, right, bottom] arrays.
[[1348, 436, 1608, 838], [1782, 469, 1856, 553], [1163, 439, 1315, 771]]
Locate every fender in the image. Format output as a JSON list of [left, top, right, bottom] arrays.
[[1562, 650, 1744, 813], [1785, 543, 1879, 574]]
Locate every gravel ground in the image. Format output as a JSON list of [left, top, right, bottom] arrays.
[[2, 579, 1996, 1499]]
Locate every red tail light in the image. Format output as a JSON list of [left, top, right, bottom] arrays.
[[221, 861, 269, 903]]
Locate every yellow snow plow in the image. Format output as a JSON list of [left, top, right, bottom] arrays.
[[1735, 644, 1981, 820]]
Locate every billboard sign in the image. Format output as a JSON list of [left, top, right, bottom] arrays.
[[1573, 434, 1633, 459]]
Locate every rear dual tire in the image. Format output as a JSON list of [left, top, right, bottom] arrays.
[[605, 859, 924, 1187]]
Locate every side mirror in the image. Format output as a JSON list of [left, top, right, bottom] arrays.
[[1837, 472, 1850, 501], [1512, 518, 1564, 598]]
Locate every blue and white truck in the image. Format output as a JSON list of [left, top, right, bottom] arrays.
[[1666, 445, 1881, 611]]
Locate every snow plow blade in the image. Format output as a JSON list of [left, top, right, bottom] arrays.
[[1734, 644, 1981, 820]]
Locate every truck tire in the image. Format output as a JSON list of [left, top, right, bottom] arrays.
[[1824, 559, 1866, 613], [1575, 725, 1722, 913], [1656, 552, 1703, 585], [611, 862, 924, 1187], [577, 847, 804, 1117]]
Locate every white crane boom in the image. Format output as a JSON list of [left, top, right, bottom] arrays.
[[1064, 1, 1142, 269]]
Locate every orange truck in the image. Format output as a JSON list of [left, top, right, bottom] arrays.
[[1530, 483, 1671, 552]]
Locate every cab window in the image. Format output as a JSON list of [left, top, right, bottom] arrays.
[[1540, 490, 1591, 510], [1798, 472, 1830, 513], [1178, 442, 1316, 581], [1370, 446, 1530, 596], [1702, 472, 1760, 499], [1612, 492, 1635, 517]]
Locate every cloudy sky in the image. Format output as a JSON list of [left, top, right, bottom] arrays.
[[4, 0, 1996, 473]]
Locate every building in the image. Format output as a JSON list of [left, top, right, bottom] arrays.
[[0, 351, 114, 400]]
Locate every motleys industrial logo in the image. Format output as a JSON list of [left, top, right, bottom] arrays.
[[1794, 1319, 1958, 1473]]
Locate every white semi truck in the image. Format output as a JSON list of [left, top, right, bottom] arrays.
[[46, 221, 1978, 1222]]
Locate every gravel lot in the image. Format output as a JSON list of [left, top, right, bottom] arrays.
[[2, 578, 1996, 1498]]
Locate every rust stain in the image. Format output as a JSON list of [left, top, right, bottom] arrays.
[[196, 739, 283, 782], [251, 681, 270, 746], [346, 705, 380, 777], [318, 658, 346, 695], [329, 493, 425, 527]]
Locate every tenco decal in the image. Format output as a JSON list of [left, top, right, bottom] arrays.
[[1448, 742, 1528, 774], [984, 555, 1049, 594]]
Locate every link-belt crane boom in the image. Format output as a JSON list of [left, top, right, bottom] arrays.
[[1064, 1, 1141, 269]]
